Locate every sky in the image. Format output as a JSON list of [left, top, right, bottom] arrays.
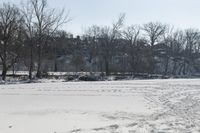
[[2, 0, 200, 35]]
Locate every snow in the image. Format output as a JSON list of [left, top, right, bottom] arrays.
[[0, 79, 200, 133]]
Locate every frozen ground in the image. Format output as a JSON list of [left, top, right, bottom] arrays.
[[0, 79, 200, 133]]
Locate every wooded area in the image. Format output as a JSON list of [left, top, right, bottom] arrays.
[[1, 0, 200, 80]]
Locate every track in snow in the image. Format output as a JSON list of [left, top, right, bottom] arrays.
[[0, 79, 200, 133]]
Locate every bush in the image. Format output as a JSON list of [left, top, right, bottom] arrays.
[[78, 75, 98, 81], [65, 75, 78, 81], [114, 76, 128, 80]]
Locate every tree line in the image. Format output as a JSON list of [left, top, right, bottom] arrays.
[[0, 0, 200, 80]]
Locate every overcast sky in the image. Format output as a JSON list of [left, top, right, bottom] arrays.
[[2, 0, 200, 35]]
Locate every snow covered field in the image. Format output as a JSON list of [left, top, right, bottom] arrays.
[[0, 79, 200, 133]]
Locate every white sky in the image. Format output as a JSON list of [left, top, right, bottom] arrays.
[[2, 0, 200, 35]]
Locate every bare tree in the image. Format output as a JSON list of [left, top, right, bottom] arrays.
[[142, 22, 168, 73], [0, 3, 23, 80], [21, 1, 35, 79], [143, 22, 168, 47], [84, 26, 104, 72], [183, 29, 200, 74], [87, 13, 125, 75], [51, 30, 68, 72], [165, 30, 185, 75], [28, 0, 71, 78], [123, 25, 140, 72], [185, 29, 200, 58]]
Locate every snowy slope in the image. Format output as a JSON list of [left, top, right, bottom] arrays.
[[0, 79, 200, 133]]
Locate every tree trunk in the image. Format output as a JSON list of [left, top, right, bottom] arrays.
[[29, 44, 33, 79], [131, 54, 136, 73], [2, 63, 7, 80], [2, 41, 7, 80], [12, 63, 15, 77], [183, 60, 186, 75], [36, 44, 42, 78], [172, 61, 177, 75], [54, 45, 57, 72], [105, 59, 109, 76], [164, 57, 169, 75], [36, 59, 41, 78], [54, 60, 57, 72]]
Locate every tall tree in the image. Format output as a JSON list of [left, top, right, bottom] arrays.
[[87, 13, 125, 75], [29, 0, 71, 78], [21, 1, 35, 79], [183, 29, 200, 74], [143, 22, 168, 73], [123, 25, 140, 72], [0, 3, 23, 80]]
